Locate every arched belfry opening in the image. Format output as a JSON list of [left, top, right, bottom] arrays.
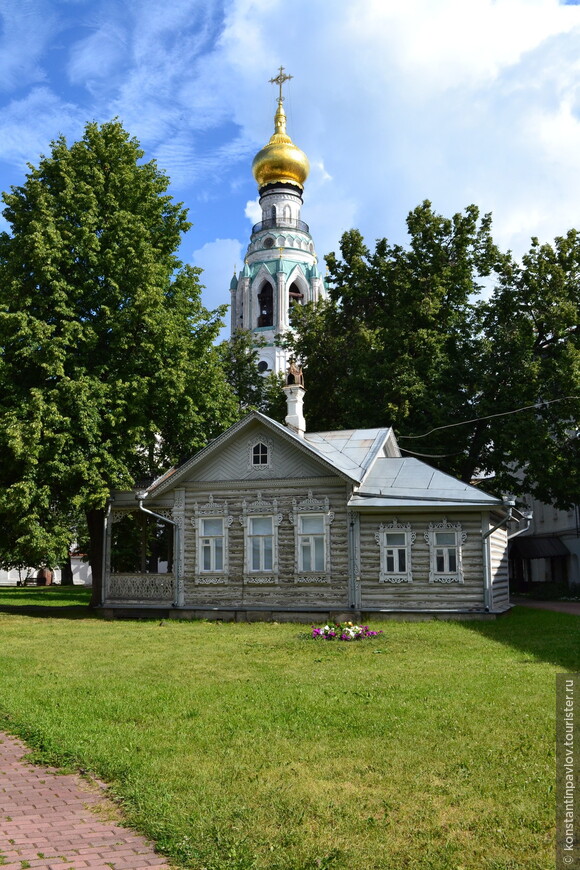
[[257, 282, 274, 327], [288, 281, 304, 313]]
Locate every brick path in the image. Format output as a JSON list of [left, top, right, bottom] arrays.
[[0, 733, 170, 870]]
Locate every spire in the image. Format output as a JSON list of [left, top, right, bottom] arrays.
[[269, 66, 293, 138], [251, 66, 309, 191]]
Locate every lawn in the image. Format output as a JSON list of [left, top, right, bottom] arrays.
[[0, 587, 574, 870]]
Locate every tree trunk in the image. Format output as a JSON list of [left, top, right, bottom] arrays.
[[86, 507, 105, 608], [61, 551, 74, 585]]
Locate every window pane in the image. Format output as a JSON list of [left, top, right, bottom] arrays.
[[215, 539, 223, 571], [436, 532, 455, 546], [301, 515, 324, 534], [386, 533, 405, 546], [398, 549, 406, 572], [263, 537, 273, 570], [436, 550, 445, 572], [302, 540, 311, 571], [448, 549, 457, 572], [203, 542, 211, 571], [203, 518, 223, 536], [251, 516, 272, 535], [386, 551, 395, 572], [252, 538, 261, 570], [252, 443, 268, 465], [313, 537, 325, 571]]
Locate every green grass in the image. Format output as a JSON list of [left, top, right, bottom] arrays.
[[0, 585, 91, 609], [0, 592, 574, 870]]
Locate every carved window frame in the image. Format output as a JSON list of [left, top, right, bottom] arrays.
[[424, 517, 467, 584], [375, 518, 416, 584], [191, 496, 233, 585], [290, 491, 334, 585], [247, 437, 273, 472], [240, 492, 283, 584]]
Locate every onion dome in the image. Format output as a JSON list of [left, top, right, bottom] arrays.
[[252, 98, 310, 191]]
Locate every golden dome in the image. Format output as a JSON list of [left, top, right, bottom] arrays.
[[252, 99, 310, 191]]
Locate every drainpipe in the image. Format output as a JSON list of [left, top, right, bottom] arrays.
[[136, 492, 182, 608]]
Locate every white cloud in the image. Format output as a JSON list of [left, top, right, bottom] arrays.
[[67, 20, 128, 85], [244, 198, 261, 224], [0, 2, 59, 92], [0, 87, 85, 168]]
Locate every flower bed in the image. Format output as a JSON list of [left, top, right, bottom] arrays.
[[311, 621, 383, 641]]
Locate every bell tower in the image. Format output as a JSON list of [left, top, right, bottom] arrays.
[[229, 68, 326, 375]]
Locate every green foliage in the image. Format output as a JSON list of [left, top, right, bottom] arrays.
[[287, 202, 579, 508], [0, 120, 238, 585], [219, 328, 286, 421]]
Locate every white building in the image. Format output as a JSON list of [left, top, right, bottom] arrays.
[[229, 68, 327, 375]]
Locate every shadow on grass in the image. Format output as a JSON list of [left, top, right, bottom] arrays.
[[0, 586, 99, 619], [460, 606, 580, 672]]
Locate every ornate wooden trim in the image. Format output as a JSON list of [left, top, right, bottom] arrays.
[[290, 490, 334, 582], [424, 517, 467, 584], [192, 496, 233, 576], [107, 574, 174, 601], [375, 517, 415, 584]]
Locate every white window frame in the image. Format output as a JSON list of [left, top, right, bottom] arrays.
[[192, 496, 233, 585], [375, 519, 415, 584], [240, 492, 282, 584], [247, 437, 273, 472], [248, 515, 275, 572], [424, 517, 467, 584], [290, 491, 334, 584]]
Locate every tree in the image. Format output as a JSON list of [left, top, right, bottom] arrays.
[[286, 202, 580, 508], [219, 328, 287, 421], [0, 120, 239, 604]]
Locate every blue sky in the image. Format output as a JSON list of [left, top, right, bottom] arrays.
[[1, 0, 580, 331]]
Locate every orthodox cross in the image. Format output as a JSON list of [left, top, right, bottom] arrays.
[[269, 66, 293, 102]]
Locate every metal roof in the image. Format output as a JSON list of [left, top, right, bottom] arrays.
[[137, 413, 502, 511], [348, 457, 503, 509], [304, 427, 390, 481]]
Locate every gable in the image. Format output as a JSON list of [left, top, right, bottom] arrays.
[[179, 420, 343, 483]]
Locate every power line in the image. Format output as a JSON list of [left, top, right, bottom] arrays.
[[399, 448, 462, 458], [398, 396, 580, 441]]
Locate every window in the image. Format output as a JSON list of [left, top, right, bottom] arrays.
[[298, 514, 326, 572], [200, 517, 224, 572], [376, 520, 415, 583], [248, 438, 273, 472], [424, 518, 467, 584], [192, 497, 233, 583], [434, 532, 457, 574], [252, 442, 268, 466], [290, 491, 334, 582], [249, 516, 274, 571], [240, 492, 282, 582], [385, 533, 407, 573]]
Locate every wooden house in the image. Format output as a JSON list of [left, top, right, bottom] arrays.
[[102, 381, 512, 621]]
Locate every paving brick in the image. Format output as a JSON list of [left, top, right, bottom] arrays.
[[0, 733, 170, 869]]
